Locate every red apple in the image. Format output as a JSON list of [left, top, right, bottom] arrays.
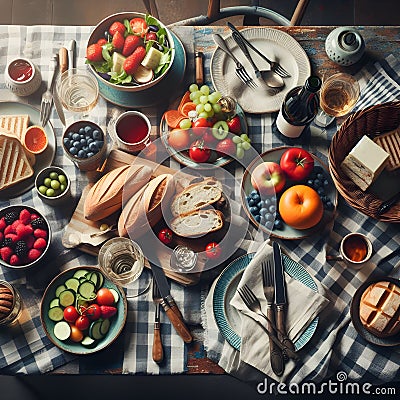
[[250, 161, 286, 195]]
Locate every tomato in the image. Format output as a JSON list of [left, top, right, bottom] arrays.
[[205, 242, 222, 259], [216, 138, 236, 156], [227, 115, 241, 134], [192, 118, 213, 137], [129, 18, 148, 37], [279, 148, 314, 181], [63, 306, 79, 323], [75, 315, 90, 331], [96, 288, 115, 306], [189, 140, 211, 163], [69, 325, 84, 343], [158, 228, 173, 245], [168, 129, 190, 151], [83, 303, 102, 320], [202, 130, 218, 146]]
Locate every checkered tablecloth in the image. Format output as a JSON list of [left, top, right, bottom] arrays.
[[0, 25, 399, 387]]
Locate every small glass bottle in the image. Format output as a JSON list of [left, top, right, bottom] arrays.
[[275, 76, 322, 139]]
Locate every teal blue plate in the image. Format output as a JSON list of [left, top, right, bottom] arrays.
[[95, 32, 186, 108], [40, 266, 127, 355], [213, 253, 319, 351]]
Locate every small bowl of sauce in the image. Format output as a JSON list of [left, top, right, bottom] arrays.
[[5, 58, 42, 96]]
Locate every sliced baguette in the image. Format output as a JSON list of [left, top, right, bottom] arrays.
[[84, 164, 152, 221], [170, 177, 223, 217], [0, 114, 30, 141], [170, 209, 224, 238]]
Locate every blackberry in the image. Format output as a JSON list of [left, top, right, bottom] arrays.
[[2, 237, 14, 248], [4, 211, 18, 225], [15, 240, 28, 258], [31, 217, 46, 230]]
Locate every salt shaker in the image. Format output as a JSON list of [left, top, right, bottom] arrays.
[[325, 27, 365, 66]]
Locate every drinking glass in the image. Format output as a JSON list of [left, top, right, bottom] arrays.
[[314, 72, 360, 127], [57, 67, 99, 119]]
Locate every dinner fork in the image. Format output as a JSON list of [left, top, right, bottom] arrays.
[[261, 258, 285, 376], [237, 284, 299, 362], [213, 34, 258, 89], [152, 277, 164, 364], [40, 54, 58, 126], [227, 23, 291, 79]]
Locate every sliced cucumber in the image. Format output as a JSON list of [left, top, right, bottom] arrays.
[[73, 269, 89, 280], [48, 306, 64, 322], [65, 278, 80, 292], [81, 336, 96, 347], [100, 318, 111, 336], [141, 46, 162, 70], [89, 320, 104, 340], [55, 284, 67, 298], [49, 298, 60, 308], [111, 51, 126, 74], [58, 289, 76, 307], [96, 272, 104, 290], [85, 272, 98, 288], [54, 321, 71, 341], [109, 288, 119, 304], [78, 281, 96, 300]]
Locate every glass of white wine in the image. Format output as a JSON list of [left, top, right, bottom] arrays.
[[314, 72, 360, 127], [57, 67, 99, 119]]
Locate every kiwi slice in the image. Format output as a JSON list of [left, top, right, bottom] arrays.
[[212, 121, 229, 140]]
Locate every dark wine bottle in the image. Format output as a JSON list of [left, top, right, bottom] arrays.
[[276, 76, 322, 139]]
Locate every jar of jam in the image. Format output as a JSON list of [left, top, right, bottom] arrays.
[[0, 280, 22, 326], [170, 245, 197, 272], [4, 58, 42, 96]]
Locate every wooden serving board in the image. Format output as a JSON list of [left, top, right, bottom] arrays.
[[63, 149, 225, 286]]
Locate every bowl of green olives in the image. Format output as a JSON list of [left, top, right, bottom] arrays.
[[35, 166, 71, 206]]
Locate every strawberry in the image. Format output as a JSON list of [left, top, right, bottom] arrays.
[[33, 238, 47, 250], [86, 43, 104, 62], [122, 35, 141, 57], [25, 235, 35, 249], [100, 305, 117, 319], [112, 31, 125, 52], [0, 217, 6, 232], [27, 248, 42, 262], [109, 21, 126, 36], [0, 247, 13, 263], [16, 224, 33, 240], [123, 46, 146, 75], [9, 254, 21, 266], [34, 229, 48, 239], [145, 32, 157, 41], [227, 115, 241, 134], [97, 38, 108, 46], [19, 209, 31, 225]]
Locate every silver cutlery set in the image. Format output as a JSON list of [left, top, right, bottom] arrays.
[[238, 242, 297, 376]]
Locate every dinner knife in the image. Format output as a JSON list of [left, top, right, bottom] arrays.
[[67, 39, 76, 69], [377, 191, 400, 216], [149, 260, 193, 343], [273, 241, 296, 354], [52, 49, 67, 126]]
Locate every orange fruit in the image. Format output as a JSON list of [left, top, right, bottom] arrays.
[[180, 102, 197, 117], [279, 185, 323, 230], [69, 324, 84, 343], [22, 125, 48, 154], [177, 91, 191, 114], [163, 110, 186, 129], [168, 128, 190, 151]]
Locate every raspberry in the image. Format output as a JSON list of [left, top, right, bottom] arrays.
[[25, 235, 35, 249], [9, 254, 22, 266], [34, 229, 48, 239], [31, 217, 47, 230], [0, 247, 13, 263], [19, 209, 31, 225], [0, 217, 6, 232], [4, 225, 15, 235], [5, 234, 18, 245], [27, 248, 42, 262], [30, 214, 40, 221], [11, 219, 22, 231], [15, 240, 28, 257], [16, 224, 34, 240], [4, 211, 18, 225], [33, 238, 47, 250]]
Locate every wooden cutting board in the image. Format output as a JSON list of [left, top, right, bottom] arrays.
[[63, 149, 216, 286]]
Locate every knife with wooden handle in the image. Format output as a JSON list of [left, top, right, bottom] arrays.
[[59, 47, 68, 74], [52, 51, 66, 126]]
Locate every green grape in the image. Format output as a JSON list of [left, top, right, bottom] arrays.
[[236, 147, 245, 159], [207, 109, 214, 118], [213, 91, 222, 100], [189, 84, 199, 93], [44, 178, 52, 187], [200, 85, 210, 95], [204, 103, 212, 112], [60, 184, 66, 192], [46, 188, 55, 197], [38, 185, 47, 195], [198, 111, 209, 119], [179, 118, 192, 129], [212, 103, 222, 113], [51, 180, 60, 190], [196, 104, 205, 113], [240, 133, 250, 141], [58, 175, 67, 185], [242, 141, 251, 151], [232, 136, 242, 144], [236, 142, 243, 148], [49, 172, 58, 180], [193, 98, 200, 105], [190, 91, 201, 101], [208, 92, 220, 104], [200, 95, 208, 104]]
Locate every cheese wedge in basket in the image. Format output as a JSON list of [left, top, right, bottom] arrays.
[[0, 133, 34, 191], [0, 114, 30, 141]]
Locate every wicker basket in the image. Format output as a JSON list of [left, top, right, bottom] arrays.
[[329, 101, 400, 223]]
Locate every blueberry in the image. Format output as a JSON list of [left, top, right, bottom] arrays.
[[96, 141, 104, 149], [87, 138, 94, 145], [86, 152, 94, 158], [264, 198, 271, 207], [260, 216, 266, 225], [323, 179, 329, 186], [73, 141, 82, 150], [317, 187, 325, 195], [257, 201, 265, 209], [249, 206, 259, 215], [80, 138, 87, 146], [265, 212, 273, 221], [84, 125, 93, 134], [93, 130, 101, 140], [317, 173, 324, 180], [307, 179, 314, 187], [269, 196, 277, 204], [79, 127, 85, 135], [148, 24, 159, 32], [68, 131, 74, 139], [274, 219, 284, 230], [268, 205, 276, 214], [89, 142, 98, 152], [83, 146, 89, 152], [255, 215, 261, 223], [250, 189, 258, 197], [247, 198, 255, 207], [69, 146, 78, 155], [63, 138, 70, 147], [104, 30, 111, 40], [313, 179, 321, 187], [251, 193, 261, 202], [259, 207, 268, 216], [265, 220, 273, 229], [72, 133, 80, 141]]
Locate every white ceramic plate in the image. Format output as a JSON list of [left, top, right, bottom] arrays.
[[211, 28, 311, 113], [213, 253, 319, 351]]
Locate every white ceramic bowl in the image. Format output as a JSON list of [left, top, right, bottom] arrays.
[[35, 166, 71, 206]]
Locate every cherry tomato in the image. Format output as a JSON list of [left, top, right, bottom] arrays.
[[193, 118, 213, 128], [83, 303, 102, 320], [205, 242, 222, 259], [69, 325, 84, 343], [75, 315, 90, 331], [189, 140, 211, 163], [129, 17, 148, 37], [63, 306, 79, 323], [279, 147, 314, 181], [158, 228, 173, 245], [96, 288, 115, 306], [146, 32, 157, 41]]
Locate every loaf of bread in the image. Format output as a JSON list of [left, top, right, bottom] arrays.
[[170, 177, 223, 217], [170, 209, 224, 238], [118, 173, 175, 238], [0, 285, 14, 320], [84, 164, 152, 221], [359, 281, 400, 337]]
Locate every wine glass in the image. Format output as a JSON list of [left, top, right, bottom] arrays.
[[314, 72, 360, 127], [56, 67, 99, 119]]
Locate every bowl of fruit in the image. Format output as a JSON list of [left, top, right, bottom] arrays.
[[160, 83, 251, 168], [35, 166, 71, 206], [242, 147, 338, 240], [86, 12, 177, 106], [0, 205, 51, 269], [40, 266, 127, 355]]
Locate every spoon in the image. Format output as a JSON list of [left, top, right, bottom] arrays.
[[260, 69, 284, 88]]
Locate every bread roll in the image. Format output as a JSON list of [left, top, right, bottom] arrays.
[[84, 164, 152, 221], [170, 209, 224, 238], [170, 177, 223, 217], [359, 281, 400, 337], [0, 286, 13, 320], [118, 173, 175, 238]]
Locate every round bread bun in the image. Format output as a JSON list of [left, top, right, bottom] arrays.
[[359, 281, 400, 338]]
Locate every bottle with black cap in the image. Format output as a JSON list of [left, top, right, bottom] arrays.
[[275, 76, 322, 140]]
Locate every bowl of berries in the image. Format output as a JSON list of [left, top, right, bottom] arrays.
[[85, 12, 180, 107], [0, 205, 51, 269]]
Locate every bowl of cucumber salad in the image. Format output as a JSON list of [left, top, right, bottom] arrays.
[[40, 266, 127, 355]]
